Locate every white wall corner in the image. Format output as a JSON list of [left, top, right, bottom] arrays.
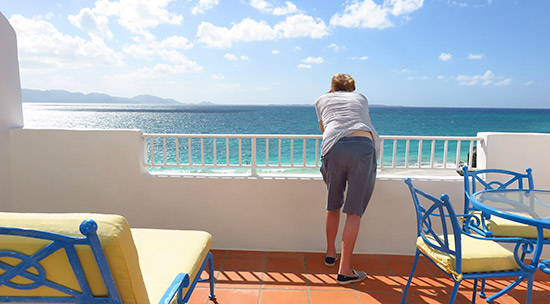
[[0, 12, 23, 211]]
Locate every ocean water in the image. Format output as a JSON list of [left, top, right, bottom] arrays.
[[23, 103, 550, 136], [23, 103, 550, 173]]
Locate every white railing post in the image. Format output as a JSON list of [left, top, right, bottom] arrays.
[[141, 133, 483, 174], [250, 137, 257, 176]]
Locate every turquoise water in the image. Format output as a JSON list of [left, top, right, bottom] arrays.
[[23, 103, 550, 136], [23, 103, 550, 173]]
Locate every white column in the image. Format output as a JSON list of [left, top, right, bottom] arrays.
[[0, 12, 23, 211]]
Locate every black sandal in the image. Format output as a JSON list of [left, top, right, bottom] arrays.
[[324, 255, 339, 267], [336, 269, 367, 285]]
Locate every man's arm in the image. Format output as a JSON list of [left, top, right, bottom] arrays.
[[319, 120, 325, 133]]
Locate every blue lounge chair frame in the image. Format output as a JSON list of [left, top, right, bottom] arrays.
[[0, 219, 215, 304], [462, 166, 534, 237], [400, 178, 536, 304]]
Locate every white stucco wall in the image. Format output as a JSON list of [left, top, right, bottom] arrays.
[[0, 13, 23, 212], [477, 132, 550, 188], [11, 128, 465, 254]]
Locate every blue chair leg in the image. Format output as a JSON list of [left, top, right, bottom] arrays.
[[207, 252, 216, 299], [449, 281, 461, 304], [471, 278, 478, 303], [479, 278, 486, 298], [400, 250, 421, 304], [485, 275, 527, 303], [525, 274, 534, 304]]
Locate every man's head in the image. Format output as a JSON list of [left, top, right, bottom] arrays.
[[331, 73, 355, 92]]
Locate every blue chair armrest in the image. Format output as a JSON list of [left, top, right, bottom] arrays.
[[158, 273, 190, 304]]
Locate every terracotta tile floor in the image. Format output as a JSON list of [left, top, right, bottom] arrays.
[[190, 250, 550, 304]]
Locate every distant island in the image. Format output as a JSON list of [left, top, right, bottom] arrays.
[[22, 89, 183, 105]]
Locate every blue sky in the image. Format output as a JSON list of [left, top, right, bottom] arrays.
[[1, 0, 549, 107]]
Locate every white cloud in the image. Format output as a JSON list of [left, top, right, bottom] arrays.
[[437, 75, 445, 79], [197, 15, 328, 48], [224, 53, 249, 61], [68, 7, 113, 39], [224, 53, 239, 61], [328, 43, 345, 52], [197, 18, 277, 48], [272, 50, 280, 55], [9, 14, 123, 68], [395, 68, 412, 74], [192, 0, 220, 14], [522, 81, 534, 86], [456, 70, 512, 86], [330, 0, 423, 29], [80, 0, 183, 37], [273, 2, 300, 15], [275, 14, 329, 39], [297, 64, 312, 69], [386, 0, 424, 16], [439, 52, 452, 61], [467, 53, 485, 60], [331, 0, 392, 29], [448, 0, 493, 7], [250, 0, 300, 15], [124, 36, 193, 59], [212, 73, 225, 80], [350, 56, 369, 60], [302, 56, 324, 64]]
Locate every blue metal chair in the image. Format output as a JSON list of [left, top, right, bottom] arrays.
[[0, 218, 216, 304], [463, 166, 534, 228], [400, 178, 536, 304]]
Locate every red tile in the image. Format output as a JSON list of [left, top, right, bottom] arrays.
[[354, 274, 402, 293], [306, 272, 354, 291], [304, 252, 335, 273], [258, 289, 308, 304], [215, 270, 263, 289], [222, 250, 264, 271], [262, 271, 308, 290], [356, 291, 405, 304], [393, 274, 447, 295], [383, 254, 433, 276], [187, 287, 212, 304], [351, 254, 391, 275], [210, 249, 227, 270], [309, 290, 360, 303], [264, 251, 305, 272], [201, 251, 550, 304], [207, 288, 260, 304], [401, 292, 455, 304]]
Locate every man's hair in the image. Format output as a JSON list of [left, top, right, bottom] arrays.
[[331, 73, 356, 92]]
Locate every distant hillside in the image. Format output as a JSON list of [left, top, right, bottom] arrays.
[[22, 89, 182, 105]]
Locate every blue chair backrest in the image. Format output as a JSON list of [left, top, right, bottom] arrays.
[[404, 178, 464, 274], [0, 219, 122, 303], [462, 166, 534, 214]]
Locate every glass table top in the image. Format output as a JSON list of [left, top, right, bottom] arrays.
[[473, 189, 550, 227]]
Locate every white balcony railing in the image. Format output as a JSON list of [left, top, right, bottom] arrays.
[[142, 134, 482, 175]]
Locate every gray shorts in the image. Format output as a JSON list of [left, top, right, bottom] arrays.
[[320, 137, 377, 217]]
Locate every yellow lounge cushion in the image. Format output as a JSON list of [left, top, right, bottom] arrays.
[[473, 211, 550, 238], [0, 212, 148, 304], [131, 228, 212, 303], [416, 234, 518, 279]]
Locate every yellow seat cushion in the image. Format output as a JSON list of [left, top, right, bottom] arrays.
[[416, 234, 519, 279], [0, 212, 148, 303], [130, 228, 212, 303], [472, 211, 550, 238]]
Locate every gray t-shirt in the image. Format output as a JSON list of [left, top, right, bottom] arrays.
[[315, 91, 380, 157]]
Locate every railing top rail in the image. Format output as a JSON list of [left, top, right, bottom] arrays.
[[142, 133, 483, 141], [380, 135, 483, 141], [142, 133, 322, 139]]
